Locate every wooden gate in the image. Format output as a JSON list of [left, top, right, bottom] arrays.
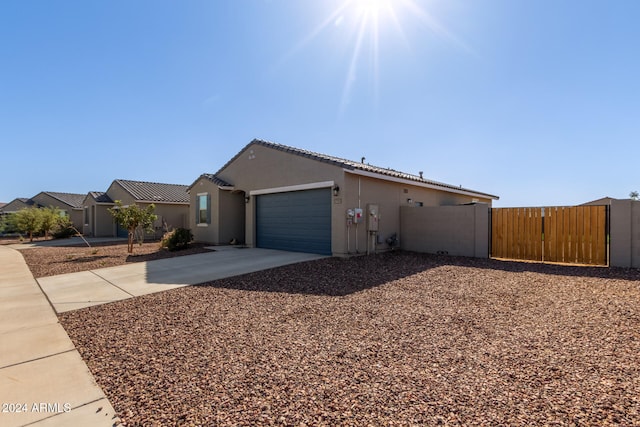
[[491, 206, 608, 265]]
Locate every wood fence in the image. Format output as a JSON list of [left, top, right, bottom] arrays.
[[491, 205, 608, 265]]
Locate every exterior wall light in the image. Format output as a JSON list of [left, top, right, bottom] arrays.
[[407, 198, 413, 204], [333, 185, 340, 197], [245, 196, 250, 204]]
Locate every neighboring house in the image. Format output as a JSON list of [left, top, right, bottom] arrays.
[[581, 197, 617, 206], [188, 139, 499, 256], [82, 179, 190, 238], [30, 191, 85, 230], [1, 198, 35, 214]]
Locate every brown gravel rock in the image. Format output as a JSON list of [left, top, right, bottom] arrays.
[[58, 252, 640, 426], [19, 241, 212, 278]]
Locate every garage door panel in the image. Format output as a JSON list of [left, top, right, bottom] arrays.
[[256, 188, 331, 255]]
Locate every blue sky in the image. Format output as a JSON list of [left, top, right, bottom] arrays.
[[1, 0, 638, 207]]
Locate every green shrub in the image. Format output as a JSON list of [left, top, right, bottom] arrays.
[[52, 217, 77, 239], [161, 228, 193, 251], [0, 213, 19, 234]]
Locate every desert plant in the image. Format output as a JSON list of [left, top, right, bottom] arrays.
[[52, 216, 77, 239], [160, 228, 193, 251], [39, 206, 62, 239]]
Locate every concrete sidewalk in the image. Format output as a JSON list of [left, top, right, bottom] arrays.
[[0, 246, 120, 427], [37, 246, 326, 313]]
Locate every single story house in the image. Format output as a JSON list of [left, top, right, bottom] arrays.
[[82, 179, 190, 238], [1, 198, 35, 215], [28, 191, 86, 230], [188, 139, 499, 256]]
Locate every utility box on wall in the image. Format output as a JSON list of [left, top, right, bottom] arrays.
[[367, 204, 379, 232]]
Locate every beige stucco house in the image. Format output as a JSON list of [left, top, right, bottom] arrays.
[[82, 180, 190, 238], [29, 192, 85, 230], [189, 139, 498, 256]]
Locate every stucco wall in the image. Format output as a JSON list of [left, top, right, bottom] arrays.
[[399, 204, 490, 258], [94, 205, 115, 237], [610, 199, 640, 268], [153, 203, 188, 235], [82, 196, 116, 237], [339, 173, 492, 256], [104, 183, 134, 205], [219, 190, 245, 244]]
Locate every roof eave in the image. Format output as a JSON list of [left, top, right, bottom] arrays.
[[344, 169, 499, 200], [135, 200, 190, 206]]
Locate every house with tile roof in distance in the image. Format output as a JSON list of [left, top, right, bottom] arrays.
[[1, 197, 35, 215], [188, 139, 499, 256], [29, 191, 86, 231], [82, 179, 190, 238]]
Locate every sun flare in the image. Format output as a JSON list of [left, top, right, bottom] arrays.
[[277, 0, 462, 115]]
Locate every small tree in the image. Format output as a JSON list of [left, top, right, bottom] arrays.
[[39, 206, 62, 239], [630, 191, 639, 201], [108, 201, 157, 254], [0, 213, 18, 234], [13, 207, 43, 242]]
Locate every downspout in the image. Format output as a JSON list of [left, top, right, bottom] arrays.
[[356, 177, 361, 253]]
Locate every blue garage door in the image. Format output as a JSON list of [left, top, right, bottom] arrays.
[[116, 222, 128, 238], [256, 188, 331, 255]]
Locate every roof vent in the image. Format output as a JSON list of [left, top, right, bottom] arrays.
[[361, 157, 366, 164], [419, 171, 423, 179]]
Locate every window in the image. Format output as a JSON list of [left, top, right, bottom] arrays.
[[197, 193, 210, 225], [84, 207, 90, 225]]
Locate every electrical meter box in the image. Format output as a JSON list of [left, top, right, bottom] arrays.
[[353, 208, 363, 224], [367, 204, 379, 231]]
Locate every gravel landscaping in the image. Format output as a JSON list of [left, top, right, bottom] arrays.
[[18, 241, 212, 278], [58, 252, 640, 426]]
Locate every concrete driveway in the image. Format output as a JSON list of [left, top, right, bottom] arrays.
[[37, 246, 327, 313]]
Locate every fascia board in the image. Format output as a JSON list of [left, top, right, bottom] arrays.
[[344, 169, 499, 200]]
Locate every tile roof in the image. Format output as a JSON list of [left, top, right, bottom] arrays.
[[187, 173, 233, 192], [1, 198, 35, 213], [217, 139, 499, 200], [88, 192, 114, 204], [114, 180, 189, 204], [41, 192, 86, 209]]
